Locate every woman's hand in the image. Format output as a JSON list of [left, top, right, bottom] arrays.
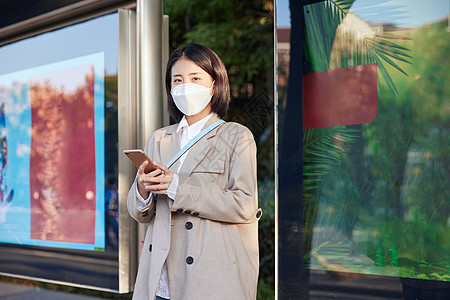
[[137, 161, 174, 198]]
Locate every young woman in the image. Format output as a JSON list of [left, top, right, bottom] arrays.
[[127, 43, 261, 300]]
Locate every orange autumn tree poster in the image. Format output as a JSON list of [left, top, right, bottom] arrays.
[[29, 65, 97, 244]]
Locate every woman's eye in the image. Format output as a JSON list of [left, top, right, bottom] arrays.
[[173, 79, 181, 83], [192, 77, 200, 81]]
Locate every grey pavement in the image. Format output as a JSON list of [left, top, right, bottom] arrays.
[[0, 281, 106, 300]]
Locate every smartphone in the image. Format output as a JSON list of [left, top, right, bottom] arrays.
[[123, 149, 158, 174]]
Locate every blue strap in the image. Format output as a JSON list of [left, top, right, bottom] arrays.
[[165, 120, 226, 169]]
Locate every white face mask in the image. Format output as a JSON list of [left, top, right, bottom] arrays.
[[171, 81, 214, 116]]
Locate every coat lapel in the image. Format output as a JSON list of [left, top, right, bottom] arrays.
[[160, 125, 181, 173], [179, 114, 223, 176]]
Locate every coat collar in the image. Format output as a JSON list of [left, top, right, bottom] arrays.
[[160, 113, 223, 174]]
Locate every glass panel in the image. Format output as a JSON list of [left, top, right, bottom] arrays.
[[277, 0, 449, 298], [0, 13, 119, 290]]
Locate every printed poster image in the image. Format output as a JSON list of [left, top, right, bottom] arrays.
[[0, 53, 105, 251], [0, 103, 13, 223]]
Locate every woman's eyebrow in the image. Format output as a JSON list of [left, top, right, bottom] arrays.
[[172, 72, 203, 77]]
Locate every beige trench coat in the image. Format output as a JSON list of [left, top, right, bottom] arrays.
[[127, 114, 261, 300]]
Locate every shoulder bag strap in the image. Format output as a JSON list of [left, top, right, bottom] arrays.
[[165, 120, 226, 169]]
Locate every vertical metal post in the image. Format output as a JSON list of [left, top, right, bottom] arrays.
[[137, 0, 164, 148], [135, 0, 165, 268], [118, 8, 138, 293], [118, 0, 168, 293]]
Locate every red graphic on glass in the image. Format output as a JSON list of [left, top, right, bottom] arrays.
[[29, 64, 97, 244], [303, 63, 378, 129]]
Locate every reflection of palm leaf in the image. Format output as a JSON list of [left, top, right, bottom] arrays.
[[304, 1, 345, 72], [303, 126, 358, 261], [367, 38, 411, 75], [301, 0, 411, 264], [303, 127, 357, 194], [304, 0, 412, 95], [332, 0, 355, 13]]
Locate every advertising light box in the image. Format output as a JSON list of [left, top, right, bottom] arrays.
[[0, 12, 121, 291], [0, 54, 105, 251]]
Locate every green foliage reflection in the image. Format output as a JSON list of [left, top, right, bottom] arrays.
[[303, 2, 449, 282]]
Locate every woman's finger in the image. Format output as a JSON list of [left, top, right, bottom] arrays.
[[137, 161, 150, 184], [145, 182, 169, 189], [148, 173, 169, 183], [154, 162, 173, 176], [147, 167, 162, 178], [152, 189, 168, 195], [138, 160, 149, 175], [140, 169, 162, 184]]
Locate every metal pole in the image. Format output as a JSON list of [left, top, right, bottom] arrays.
[[137, 0, 163, 148], [136, 0, 164, 270], [118, 8, 137, 293]]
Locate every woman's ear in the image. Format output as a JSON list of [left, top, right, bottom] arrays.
[[211, 80, 215, 96]]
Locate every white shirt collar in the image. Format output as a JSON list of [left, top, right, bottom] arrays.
[[176, 112, 214, 136]]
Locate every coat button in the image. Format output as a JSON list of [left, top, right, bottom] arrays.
[[256, 211, 261, 218], [186, 256, 194, 265], [184, 210, 191, 214], [185, 222, 193, 230], [149, 244, 152, 252], [192, 212, 199, 216], [176, 208, 183, 213]]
